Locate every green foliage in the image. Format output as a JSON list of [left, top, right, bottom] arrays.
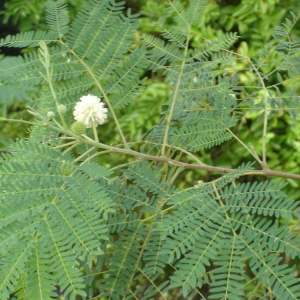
[[139, 0, 300, 198], [0, 0, 84, 32], [0, 0, 300, 299], [0, 140, 114, 299]]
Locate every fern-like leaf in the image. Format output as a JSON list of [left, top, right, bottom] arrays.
[[0, 31, 56, 48], [45, 0, 70, 39]]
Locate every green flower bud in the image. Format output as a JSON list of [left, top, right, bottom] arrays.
[[70, 121, 86, 135], [47, 111, 55, 120], [57, 104, 67, 114]]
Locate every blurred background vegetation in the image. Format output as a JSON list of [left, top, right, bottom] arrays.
[[1, 1, 300, 297]]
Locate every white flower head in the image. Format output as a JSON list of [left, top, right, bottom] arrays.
[[73, 94, 108, 128]]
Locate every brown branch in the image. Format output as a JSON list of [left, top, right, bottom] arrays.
[[127, 152, 300, 181], [81, 136, 300, 181]]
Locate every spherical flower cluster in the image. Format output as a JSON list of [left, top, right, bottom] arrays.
[[73, 94, 108, 128], [57, 104, 67, 114], [70, 121, 86, 135], [47, 111, 55, 120]]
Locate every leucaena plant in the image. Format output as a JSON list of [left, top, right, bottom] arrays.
[[0, 0, 300, 299]]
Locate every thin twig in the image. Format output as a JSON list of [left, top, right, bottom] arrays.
[[162, 17, 190, 155]]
